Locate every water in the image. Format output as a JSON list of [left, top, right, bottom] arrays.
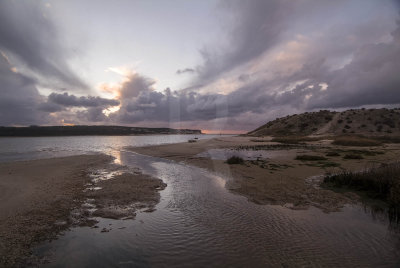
[[0, 134, 218, 162], [35, 151, 399, 267], [1, 135, 399, 266]]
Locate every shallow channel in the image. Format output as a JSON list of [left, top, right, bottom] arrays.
[[36, 151, 400, 267]]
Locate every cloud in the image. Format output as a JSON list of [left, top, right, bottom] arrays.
[[0, 53, 49, 126], [101, 71, 271, 126], [0, 0, 87, 90], [193, 0, 297, 84], [172, 0, 400, 130], [48, 92, 119, 108], [1, 0, 400, 131], [176, 68, 195, 75]]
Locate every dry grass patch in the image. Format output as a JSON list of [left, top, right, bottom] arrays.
[[332, 136, 382, 146], [323, 162, 400, 211], [295, 155, 327, 161], [272, 136, 325, 144]]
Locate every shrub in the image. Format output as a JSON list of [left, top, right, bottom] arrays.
[[300, 123, 309, 129], [323, 162, 400, 209], [326, 151, 340, 156], [295, 155, 327, 161], [226, 156, 244, 164], [373, 136, 400, 144]]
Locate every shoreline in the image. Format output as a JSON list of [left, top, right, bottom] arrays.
[[0, 154, 165, 266], [129, 136, 400, 211]]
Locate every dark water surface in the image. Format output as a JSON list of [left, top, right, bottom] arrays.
[[35, 151, 400, 267], [0, 135, 218, 162]]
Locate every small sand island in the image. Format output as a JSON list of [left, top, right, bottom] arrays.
[[0, 154, 166, 266]]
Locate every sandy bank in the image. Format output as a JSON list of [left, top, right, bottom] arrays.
[[88, 172, 166, 219], [0, 154, 165, 266], [129, 136, 400, 212]]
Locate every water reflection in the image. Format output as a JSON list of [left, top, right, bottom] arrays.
[[35, 151, 400, 267], [360, 202, 400, 233], [0, 134, 223, 163]]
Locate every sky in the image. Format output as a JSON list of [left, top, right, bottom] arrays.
[[1, 0, 400, 133]]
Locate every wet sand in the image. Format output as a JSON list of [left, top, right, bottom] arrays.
[[88, 172, 166, 220], [0, 154, 165, 266], [129, 136, 400, 211]]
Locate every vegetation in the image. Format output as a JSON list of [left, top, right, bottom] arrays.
[[373, 136, 400, 144], [295, 155, 327, 161], [271, 136, 324, 144], [323, 162, 400, 211], [343, 154, 363, 159], [326, 151, 340, 157], [247, 107, 400, 137], [305, 161, 340, 168], [236, 144, 318, 151], [226, 156, 244, 165], [0, 125, 202, 137], [332, 136, 382, 147]]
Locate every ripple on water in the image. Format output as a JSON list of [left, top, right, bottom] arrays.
[[35, 151, 400, 267]]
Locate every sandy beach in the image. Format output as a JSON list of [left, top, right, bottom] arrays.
[[130, 136, 400, 211], [0, 154, 165, 266]]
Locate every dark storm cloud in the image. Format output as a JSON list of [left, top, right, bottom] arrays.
[[309, 25, 400, 108], [0, 53, 48, 126], [48, 92, 119, 108], [194, 0, 295, 83], [109, 73, 271, 124], [262, 21, 400, 111], [2, 0, 399, 130], [175, 0, 400, 129], [0, 0, 87, 90], [77, 107, 109, 122], [111, 15, 400, 127]]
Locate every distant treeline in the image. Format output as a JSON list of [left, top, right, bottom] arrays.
[[0, 125, 202, 137]]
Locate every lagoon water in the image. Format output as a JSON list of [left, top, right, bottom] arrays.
[[0, 134, 218, 163], [1, 135, 399, 267]]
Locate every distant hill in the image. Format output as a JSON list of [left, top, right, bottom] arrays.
[[248, 108, 400, 137], [0, 125, 202, 137]]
